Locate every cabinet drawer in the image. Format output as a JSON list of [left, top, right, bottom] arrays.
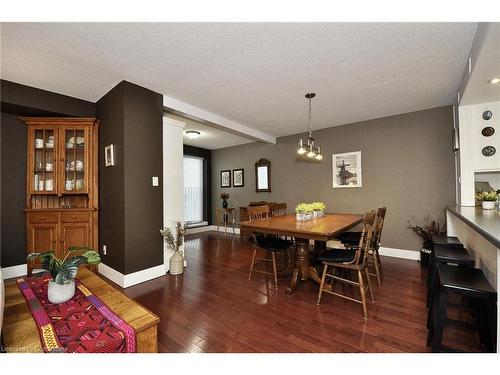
[[27, 212, 58, 223], [61, 211, 89, 223]]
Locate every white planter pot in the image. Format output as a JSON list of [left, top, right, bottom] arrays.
[[482, 201, 495, 210], [48, 280, 75, 304], [313, 210, 325, 219]]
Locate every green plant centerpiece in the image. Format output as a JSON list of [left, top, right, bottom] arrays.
[[295, 202, 326, 221], [160, 221, 188, 275], [27, 247, 101, 304], [407, 216, 446, 267], [476, 190, 498, 210]]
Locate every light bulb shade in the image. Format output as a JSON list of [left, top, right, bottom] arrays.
[[186, 130, 201, 139], [315, 153, 323, 160], [297, 138, 307, 154]]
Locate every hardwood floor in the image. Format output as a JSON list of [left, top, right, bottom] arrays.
[[123, 232, 487, 353]]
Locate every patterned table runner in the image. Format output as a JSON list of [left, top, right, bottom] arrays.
[[17, 275, 136, 353]]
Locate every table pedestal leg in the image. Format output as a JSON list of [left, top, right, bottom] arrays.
[[286, 238, 309, 294], [286, 238, 332, 295]]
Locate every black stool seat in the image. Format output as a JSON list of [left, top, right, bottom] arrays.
[[336, 231, 361, 245], [427, 246, 475, 308], [439, 264, 496, 296], [255, 235, 293, 252], [434, 246, 474, 267], [427, 264, 497, 352], [431, 234, 463, 249], [317, 249, 356, 263]]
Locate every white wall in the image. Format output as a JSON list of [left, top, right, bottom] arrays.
[[162, 117, 186, 273], [458, 101, 500, 206]]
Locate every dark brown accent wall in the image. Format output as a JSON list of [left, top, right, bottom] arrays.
[[183, 145, 212, 223], [97, 81, 163, 275], [0, 79, 96, 268], [212, 106, 456, 252]]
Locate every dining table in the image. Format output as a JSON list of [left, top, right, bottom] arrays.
[[239, 212, 364, 294]]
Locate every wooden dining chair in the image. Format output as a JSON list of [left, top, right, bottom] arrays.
[[316, 211, 376, 320], [367, 207, 387, 286], [247, 205, 292, 289], [335, 207, 387, 287], [270, 202, 287, 217]]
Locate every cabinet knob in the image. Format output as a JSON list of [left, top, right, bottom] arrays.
[[71, 215, 76, 219], [60, 158, 64, 161], [40, 216, 45, 220], [60, 239, 64, 243]]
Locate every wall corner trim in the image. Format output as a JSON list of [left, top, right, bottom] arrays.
[[98, 263, 165, 288], [1, 264, 28, 280]]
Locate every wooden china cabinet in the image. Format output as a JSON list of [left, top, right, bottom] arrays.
[[21, 117, 99, 274]]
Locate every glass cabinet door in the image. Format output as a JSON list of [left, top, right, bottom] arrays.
[[61, 127, 89, 194], [31, 127, 57, 194]]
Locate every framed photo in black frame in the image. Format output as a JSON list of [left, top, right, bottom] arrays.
[[233, 169, 244, 187], [220, 170, 231, 188]]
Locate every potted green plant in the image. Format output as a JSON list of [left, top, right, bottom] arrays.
[[295, 203, 314, 222], [311, 202, 326, 218], [160, 221, 188, 275], [27, 247, 100, 304], [407, 216, 446, 267], [476, 190, 498, 210]]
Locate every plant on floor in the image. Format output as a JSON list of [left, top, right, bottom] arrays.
[[161, 221, 188, 275], [160, 221, 188, 252], [407, 216, 446, 243], [27, 247, 101, 285], [476, 190, 498, 201]]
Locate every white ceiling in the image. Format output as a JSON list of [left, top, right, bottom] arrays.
[[1, 23, 478, 137], [165, 112, 254, 150], [461, 23, 500, 106]]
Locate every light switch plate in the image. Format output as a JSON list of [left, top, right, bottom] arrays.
[[152, 176, 159, 186]]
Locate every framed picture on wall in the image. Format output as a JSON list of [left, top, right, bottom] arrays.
[[220, 170, 231, 188], [332, 151, 362, 188], [232, 169, 244, 187], [105, 144, 115, 167]]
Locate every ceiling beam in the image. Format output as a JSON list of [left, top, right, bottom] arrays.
[[163, 95, 276, 144]]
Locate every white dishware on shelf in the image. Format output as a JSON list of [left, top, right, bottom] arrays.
[[65, 179, 74, 191], [45, 162, 53, 171], [38, 180, 44, 191], [66, 142, 74, 149], [34, 175, 39, 191], [75, 160, 84, 171], [45, 180, 54, 191], [35, 139, 44, 148]]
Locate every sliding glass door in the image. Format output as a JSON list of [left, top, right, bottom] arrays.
[[183, 156, 204, 226]]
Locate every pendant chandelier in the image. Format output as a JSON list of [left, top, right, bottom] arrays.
[[297, 92, 322, 160]]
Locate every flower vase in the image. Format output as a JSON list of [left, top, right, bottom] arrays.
[[170, 250, 184, 275], [222, 199, 228, 209], [48, 279, 75, 304]]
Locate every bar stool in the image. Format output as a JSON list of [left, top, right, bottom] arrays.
[[427, 263, 497, 352], [427, 245, 474, 308], [426, 235, 465, 303]]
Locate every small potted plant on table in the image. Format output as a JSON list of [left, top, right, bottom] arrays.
[[476, 190, 498, 210], [27, 247, 101, 304], [311, 202, 326, 218]]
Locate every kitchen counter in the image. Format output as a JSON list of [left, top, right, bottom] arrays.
[[447, 206, 500, 249]]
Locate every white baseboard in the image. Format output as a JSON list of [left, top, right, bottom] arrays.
[[1, 264, 27, 280], [379, 247, 420, 261], [98, 263, 165, 288], [186, 225, 240, 235]]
